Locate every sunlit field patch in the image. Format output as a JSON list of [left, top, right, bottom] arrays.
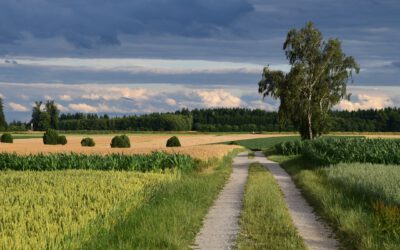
[[0, 170, 175, 249]]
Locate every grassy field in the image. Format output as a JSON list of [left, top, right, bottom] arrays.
[[0, 170, 174, 249], [227, 136, 300, 150], [269, 154, 400, 249], [82, 151, 237, 249], [236, 163, 305, 250]]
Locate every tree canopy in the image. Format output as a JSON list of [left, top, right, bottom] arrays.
[[0, 98, 7, 131], [258, 22, 360, 139], [31, 100, 60, 131]]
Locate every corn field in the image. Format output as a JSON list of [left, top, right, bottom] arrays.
[[275, 137, 400, 165], [0, 170, 175, 249], [0, 152, 196, 172]]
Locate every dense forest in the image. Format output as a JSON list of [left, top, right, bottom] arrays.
[[3, 107, 400, 132], [55, 107, 400, 132]]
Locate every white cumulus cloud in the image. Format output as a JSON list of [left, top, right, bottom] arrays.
[[165, 98, 177, 106], [56, 103, 69, 112], [196, 89, 243, 108], [337, 94, 393, 111], [59, 95, 72, 101], [81, 87, 151, 101], [68, 103, 98, 113], [8, 102, 29, 112]]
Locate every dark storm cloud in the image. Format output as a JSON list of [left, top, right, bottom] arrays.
[[392, 61, 400, 68], [0, 0, 253, 48], [0, 64, 260, 85]]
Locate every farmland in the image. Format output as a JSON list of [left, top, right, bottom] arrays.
[[0, 170, 174, 249], [1, 133, 400, 249], [0, 133, 292, 160], [269, 137, 400, 249]]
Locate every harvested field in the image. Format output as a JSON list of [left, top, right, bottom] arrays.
[[0, 134, 294, 160]]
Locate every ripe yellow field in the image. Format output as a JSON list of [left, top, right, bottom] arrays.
[[0, 170, 174, 249], [0, 133, 294, 160]]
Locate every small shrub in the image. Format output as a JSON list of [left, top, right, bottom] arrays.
[[81, 137, 95, 147], [110, 135, 131, 148], [1, 133, 13, 143], [43, 129, 59, 145], [57, 135, 67, 145], [166, 136, 181, 147]]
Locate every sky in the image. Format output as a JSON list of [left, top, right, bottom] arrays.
[[0, 0, 399, 122]]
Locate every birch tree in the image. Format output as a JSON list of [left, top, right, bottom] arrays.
[[258, 22, 360, 139]]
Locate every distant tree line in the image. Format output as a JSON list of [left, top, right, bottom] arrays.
[[54, 107, 400, 132], [58, 112, 193, 131], [3, 102, 400, 132]]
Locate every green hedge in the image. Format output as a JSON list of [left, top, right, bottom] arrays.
[[81, 137, 95, 147], [43, 129, 67, 145], [0, 152, 196, 172], [166, 136, 181, 147], [110, 135, 131, 148], [0, 133, 13, 143]]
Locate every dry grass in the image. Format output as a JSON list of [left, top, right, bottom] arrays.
[[0, 134, 293, 160]]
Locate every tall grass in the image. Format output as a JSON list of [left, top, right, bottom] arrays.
[[0, 152, 195, 172], [236, 163, 305, 250], [269, 155, 400, 249], [323, 163, 400, 205]]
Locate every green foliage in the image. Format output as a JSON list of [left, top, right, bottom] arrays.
[[166, 136, 181, 147], [236, 163, 306, 249], [323, 163, 400, 206], [258, 22, 359, 139], [58, 113, 192, 131], [0, 152, 196, 172], [81, 137, 95, 147], [271, 155, 400, 249], [45, 100, 60, 129], [83, 152, 233, 249], [38, 112, 51, 131], [229, 136, 300, 150], [302, 137, 400, 165], [0, 133, 13, 143], [276, 137, 400, 165], [31, 100, 60, 131], [110, 135, 131, 148], [57, 135, 67, 145], [7, 121, 27, 131], [43, 129, 59, 145], [275, 140, 304, 155], [0, 98, 7, 131], [40, 107, 400, 132], [31, 101, 43, 131]]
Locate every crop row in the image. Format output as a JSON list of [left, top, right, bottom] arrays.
[[275, 137, 400, 165], [0, 152, 196, 172]]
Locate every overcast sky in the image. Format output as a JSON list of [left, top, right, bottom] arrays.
[[0, 0, 399, 122]]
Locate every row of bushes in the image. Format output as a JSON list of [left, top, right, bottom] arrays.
[[275, 137, 400, 165], [42, 130, 181, 148], [0, 152, 196, 172]]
